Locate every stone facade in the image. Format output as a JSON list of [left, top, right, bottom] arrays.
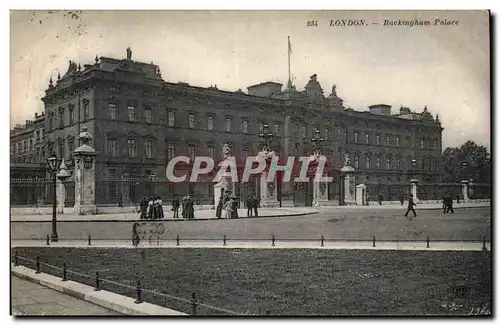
[[11, 49, 444, 204], [10, 113, 46, 177]]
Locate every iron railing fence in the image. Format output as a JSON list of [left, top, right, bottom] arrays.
[[363, 182, 491, 202], [11, 177, 491, 207], [10, 177, 75, 207], [13, 254, 242, 316]]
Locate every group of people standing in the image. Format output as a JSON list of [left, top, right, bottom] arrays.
[[246, 195, 260, 217], [139, 196, 164, 220], [171, 195, 196, 219], [215, 190, 253, 219]]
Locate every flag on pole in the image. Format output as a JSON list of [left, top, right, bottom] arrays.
[[288, 36, 292, 54]]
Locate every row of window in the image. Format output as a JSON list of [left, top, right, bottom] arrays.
[[49, 100, 90, 131], [352, 155, 439, 171], [107, 138, 155, 159], [13, 147, 46, 164], [45, 138, 75, 161], [104, 104, 284, 135], [12, 139, 33, 154], [353, 132, 438, 149], [11, 128, 46, 154], [107, 139, 252, 161]]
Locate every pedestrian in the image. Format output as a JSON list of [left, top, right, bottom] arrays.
[[187, 196, 195, 219], [139, 196, 148, 220], [456, 194, 460, 204], [223, 190, 230, 206], [246, 196, 253, 217], [132, 222, 141, 247], [216, 195, 223, 219], [446, 193, 455, 214], [231, 196, 239, 219], [172, 195, 180, 218], [399, 192, 405, 206], [224, 197, 232, 219], [404, 194, 417, 218], [154, 196, 164, 219], [252, 195, 259, 217], [147, 197, 154, 219], [365, 191, 370, 206], [181, 196, 187, 218], [443, 193, 448, 213], [378, 193, 383, 206]]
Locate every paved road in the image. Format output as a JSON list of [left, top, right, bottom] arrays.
[[11, 207, 490, 241], [11, 275, 120, 316]]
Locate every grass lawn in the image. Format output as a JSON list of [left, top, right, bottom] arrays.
[[12, 247, 491, 316]]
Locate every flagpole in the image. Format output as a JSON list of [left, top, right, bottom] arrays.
[[287, 36, 291, 87]]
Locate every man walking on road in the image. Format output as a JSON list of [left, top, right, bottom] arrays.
[[246, 196, 253, 217], [404, 194, 417, 218], [445, 193, 455, 214]]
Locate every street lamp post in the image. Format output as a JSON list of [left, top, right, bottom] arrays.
[[311, 129, 325, 156], [411, 159, 417, 180], [46, 153, 62, 242], [259, 124, 273, 152], [461, 161, 469, 181], [149, 173, 157, 197]]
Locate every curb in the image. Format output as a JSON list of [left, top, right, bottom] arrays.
[[10, 211, 319, 223], [11, 265, 187, 316], [11, 240, 490, 251]]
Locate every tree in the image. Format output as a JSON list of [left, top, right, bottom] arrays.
[[441, 141, 491, 183]]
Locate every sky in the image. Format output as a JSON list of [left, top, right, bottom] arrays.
[[10, 10, 490, 150]]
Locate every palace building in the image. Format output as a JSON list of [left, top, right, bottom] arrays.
[[11, 49, 444, 206]]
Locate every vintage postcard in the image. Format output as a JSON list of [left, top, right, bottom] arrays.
[[10, 10, 491, 316]]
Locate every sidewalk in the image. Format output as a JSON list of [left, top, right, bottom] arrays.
[[319, 201, 490, 210], [11, 239, 490, 251], [12, 266, 187, 316], [11, 275, 119, 315], [10, 207, 318, 222]]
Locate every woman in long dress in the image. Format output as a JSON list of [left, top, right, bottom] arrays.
[[216, 196, 223, 219], [224, 197, 232, 219], [154, 196, 164, 219], [181, 197, 187, 218], [147, 197, 154, 219]]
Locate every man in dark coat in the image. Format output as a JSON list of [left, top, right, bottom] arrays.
[[443, 193, 448, 213], [231, 196, 239, 219], [399, 192, 405, 206], [246, 196, 253, 217], [378, 193, 383, 206], [445, 193, 455, 214], [252, 195, 259, 217], [139, 196, 148, 220], [223, 191, 231, 205], [404, 194, 417, 218], [187, 196, 195, 219], [172, 195, 180, 218]]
